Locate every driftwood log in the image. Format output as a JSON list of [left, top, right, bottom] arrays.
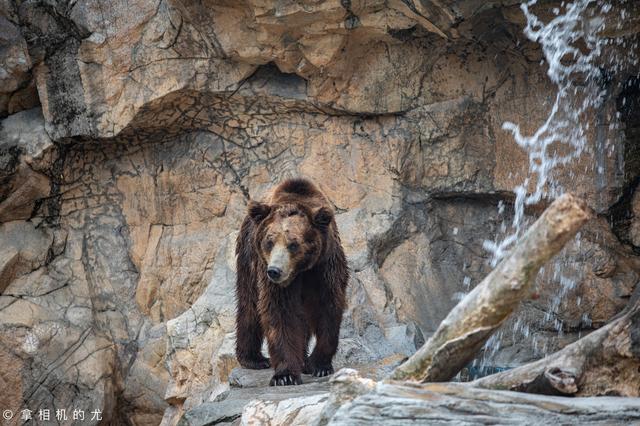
[[390, 193, 591, 382], [327, 380, 640, 425], [238, 369, 640, 425]]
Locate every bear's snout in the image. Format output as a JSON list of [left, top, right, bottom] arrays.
[[267, 266, 282, 281], [266, 244, 291, 284]]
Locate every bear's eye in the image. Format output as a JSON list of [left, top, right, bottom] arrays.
[[287, 242, 299, 252], [265, 240, 274, 251]]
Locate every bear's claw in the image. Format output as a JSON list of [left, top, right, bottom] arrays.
[[312, 365, 334, 377], [270, 372, 302, 386]]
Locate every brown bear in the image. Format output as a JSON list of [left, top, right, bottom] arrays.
[[235, 178, 349, 386]]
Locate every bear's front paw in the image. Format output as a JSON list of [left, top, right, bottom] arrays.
[[239, 356, 270, 370], [312, 364, 334, 377], [269, 371, 302, 386]]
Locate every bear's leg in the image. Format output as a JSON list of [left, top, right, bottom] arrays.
[[309, 304, 343, 377], [308, 246, 348, 377], [235, 299, 270, 369], [261, 290, 306, 386], [235, 215, 270, 370], [235, 242, 269, 369]]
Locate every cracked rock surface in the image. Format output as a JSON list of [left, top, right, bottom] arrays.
[[0, 1, 639, 425]]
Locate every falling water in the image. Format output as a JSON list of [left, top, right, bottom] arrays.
[[485, 0, 612, 262], [472, 0, 639, 373]]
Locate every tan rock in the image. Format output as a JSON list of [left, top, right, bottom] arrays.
[[0, 339, 23, 423], [0, 163, 49, 222], [124, 324, 171, 426]]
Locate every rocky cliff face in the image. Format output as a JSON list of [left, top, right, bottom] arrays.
[[0, 1, 639, 425]]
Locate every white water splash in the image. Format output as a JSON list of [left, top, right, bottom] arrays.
[[484, 0, 612, 264]]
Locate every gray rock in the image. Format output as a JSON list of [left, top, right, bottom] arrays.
[[179, 381, 330, 426]]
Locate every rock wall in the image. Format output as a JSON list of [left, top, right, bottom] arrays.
[[0, 1, 639, 425]]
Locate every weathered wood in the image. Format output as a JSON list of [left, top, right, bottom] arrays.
[[327, 380, 640, 425], [471, 303, 640, 397], [390, 193, 591, 382], [238, 369, 640, 425]]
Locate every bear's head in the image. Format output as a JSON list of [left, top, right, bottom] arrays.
[[248, 201, 333, 287]]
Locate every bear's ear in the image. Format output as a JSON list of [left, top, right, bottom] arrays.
[[248, 201, 272, 223], [313, 207, 333, 229]]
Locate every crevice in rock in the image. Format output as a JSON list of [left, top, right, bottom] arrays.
[[430, 190, 515, 203], [608, 76, 640, 254], [340, 0, 360, 30], [608, 178, 640, 254], [39, 141, 67, 227], [0, 145, 23, 203], [388, 25, 417, 41]]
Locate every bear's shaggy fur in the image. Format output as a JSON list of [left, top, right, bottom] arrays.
[[235, 178, 349, 386]]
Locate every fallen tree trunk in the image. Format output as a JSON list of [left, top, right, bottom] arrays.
[[237, 369, 640, 425], [328, 379, 640, 425], [471, 302, 640, 397], [390, 193, 591, 382]]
